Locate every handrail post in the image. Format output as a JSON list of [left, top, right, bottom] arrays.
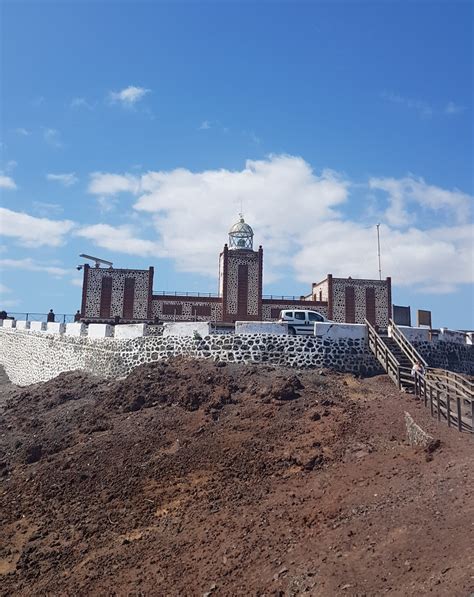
[[471, 401, 474, 434], [429, 386, 433, 416], [457, 398, 462, 432], [447, 394, 451, 427]]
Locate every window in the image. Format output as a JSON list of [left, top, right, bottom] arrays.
[[294, 312, 305, 320], [308, 312, 323, 322]]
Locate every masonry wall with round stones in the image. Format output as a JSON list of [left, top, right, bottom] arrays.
[[413, 340, 474, 375], [83, 266, 152, 320], [0, 328, 383, 387], [331, 277, 391, 327]]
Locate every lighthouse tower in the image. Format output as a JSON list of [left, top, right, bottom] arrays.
[[219, 215, 263, 322]]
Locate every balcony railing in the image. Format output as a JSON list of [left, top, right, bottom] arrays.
[[4, 312, 76, 324]]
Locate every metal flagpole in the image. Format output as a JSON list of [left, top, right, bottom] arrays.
[[376, 224, 382, 280]]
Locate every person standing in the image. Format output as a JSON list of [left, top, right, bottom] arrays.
[[47, 309, 55, 323], [74, 310, 81, 322]]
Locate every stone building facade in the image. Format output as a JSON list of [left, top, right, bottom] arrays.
[[80, 217, 391, 327], [310, 275, 392, 327]]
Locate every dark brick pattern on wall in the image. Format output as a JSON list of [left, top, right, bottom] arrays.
[[345, 287, 355, 323], [123, 278, 135, 320], [99, 277, 112, 319]]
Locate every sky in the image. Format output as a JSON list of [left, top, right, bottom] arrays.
[[0, 0, 473, 329]]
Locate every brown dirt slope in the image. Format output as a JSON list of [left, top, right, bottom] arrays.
[[0, 358, 473, 596]]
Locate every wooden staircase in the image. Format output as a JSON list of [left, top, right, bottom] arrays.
[[366, 318, 473, 433]]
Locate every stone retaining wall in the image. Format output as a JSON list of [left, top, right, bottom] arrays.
[[413, 340, 474, 376], [0, 328, 383, 386]]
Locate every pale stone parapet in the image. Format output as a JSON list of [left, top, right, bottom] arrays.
[[236, 321, 288, 335], [2, 319, 16, 329], [47, 322, 66, 334], [114, 323, 148, 339], [30, 322, 47, 332], [16, 321, 31, 330], [65, 323, 87, 337], [390, 325, 430, 343], [163, 322, 211, 337], [315, 322, 367, 340], [88, 323, 113, 338], [438, 328, 466, 345]]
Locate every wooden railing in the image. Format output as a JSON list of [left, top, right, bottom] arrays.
[[366, 319, 473, 434], [413, 372, 473, 433], [366, 319, 402, 389], [388, 318, 428, 368]]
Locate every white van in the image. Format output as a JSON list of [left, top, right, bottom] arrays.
[[278, 309, 329, 335]]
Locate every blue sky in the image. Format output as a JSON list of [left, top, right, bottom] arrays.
[[1, 1, 472, 328]]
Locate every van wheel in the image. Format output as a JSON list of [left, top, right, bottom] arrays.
[[288, 327, 296, 335]]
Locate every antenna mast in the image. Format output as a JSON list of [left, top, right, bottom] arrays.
[[376, 224, 382, 280]]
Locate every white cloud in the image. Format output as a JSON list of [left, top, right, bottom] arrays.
[[75, 224, 161, 257], [199, 120, 211, 130], [86, 155, 472, 293], [109, 86, 150, 106], [369, 176, 471, 227], [0, 258, 69, 277], [382, 92, 466, 119], [46, 172, 78, 187], [0, 208, 75, 247], [0, 174, 17, 189], [4, 160, 18, 172], [71, 97, 94, 110], [381, 91, 434, 119], [293, 222, 473, 291], [31, 201, 64, 217], [88, 172, 140, 195], [70, 277, 83, 287], [15, 127, 30, 136], [43, 128, 62, 148], [445, 101, 464, 115], [0, 283, 11, 294]]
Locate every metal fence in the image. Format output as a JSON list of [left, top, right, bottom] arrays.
[[5, 312, 76, 324]]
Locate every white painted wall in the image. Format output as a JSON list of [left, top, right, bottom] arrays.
[[438, 328, 466, 345], [47, 322, 66, 334], [163, 322, 211, 337], [390, 325, 430, 342], [235, 321, 288, 335], [2, 320, 16, 329], [314, 322, 367, 340], [114, 323, 148, 339], [88, 323, 113, 338], [16, 321, 31, 330], [30, 322, 47, 332], [65, 323, 87, 337]]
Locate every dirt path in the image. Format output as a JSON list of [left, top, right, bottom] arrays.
[[0, 359, 473, 596]]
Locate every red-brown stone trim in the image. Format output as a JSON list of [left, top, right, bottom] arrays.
[[327, 274, 333, 320], [222, 244, 229, 322], [80, 264, 90, 317], [257, 246, 263, 320], [152, 295, 221, 303], [262, 299, 328, 307], [147, 267, 154, 319], [386, 276, 392, 323]]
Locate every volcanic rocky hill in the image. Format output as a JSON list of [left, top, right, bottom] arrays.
[[0, 358, 473, 596]]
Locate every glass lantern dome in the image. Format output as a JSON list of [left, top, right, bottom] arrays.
[[229, 215, 254, 250]]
